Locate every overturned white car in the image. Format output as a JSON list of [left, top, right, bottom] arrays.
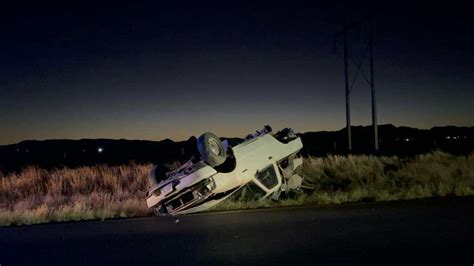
[[146, 126, 304, 215]]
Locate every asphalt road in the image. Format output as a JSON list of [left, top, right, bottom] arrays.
[[1, 197, 473, 266]]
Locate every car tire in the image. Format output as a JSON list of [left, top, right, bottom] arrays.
[[197, 132, 227, 167]]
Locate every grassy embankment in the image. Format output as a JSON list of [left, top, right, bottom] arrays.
[[1, 152, 473, 226]]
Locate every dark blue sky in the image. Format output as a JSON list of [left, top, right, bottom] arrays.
[[0, 3, 473, 144]]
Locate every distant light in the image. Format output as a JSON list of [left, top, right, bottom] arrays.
[[445, 136, 451, 139], [98, 147, 103, 153], [404, 138, 410, 142]]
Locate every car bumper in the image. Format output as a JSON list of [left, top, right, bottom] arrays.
[[153, 178, 217, 215]]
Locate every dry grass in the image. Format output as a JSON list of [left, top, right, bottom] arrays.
[[1, 152, 473, 226], [0, 164, 153, 226]]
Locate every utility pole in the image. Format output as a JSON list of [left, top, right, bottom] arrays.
[[343, 30, 352, 151], [369, 20, 379, 151], [334, 17, 378, 153]]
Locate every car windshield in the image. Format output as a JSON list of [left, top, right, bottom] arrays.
[[255, 165, 278, 189]]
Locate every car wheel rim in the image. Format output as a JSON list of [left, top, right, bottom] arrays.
[[208, 138, 221, 156]]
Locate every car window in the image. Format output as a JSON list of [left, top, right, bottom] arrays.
[[255, 165, 278, 189], [238, 182, 266, 201]]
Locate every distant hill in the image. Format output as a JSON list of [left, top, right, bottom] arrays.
[[0, 124, 472, 172], [299, 124, 474, 156]]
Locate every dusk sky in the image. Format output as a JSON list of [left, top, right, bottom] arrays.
[[1, 3, 473, 145]]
